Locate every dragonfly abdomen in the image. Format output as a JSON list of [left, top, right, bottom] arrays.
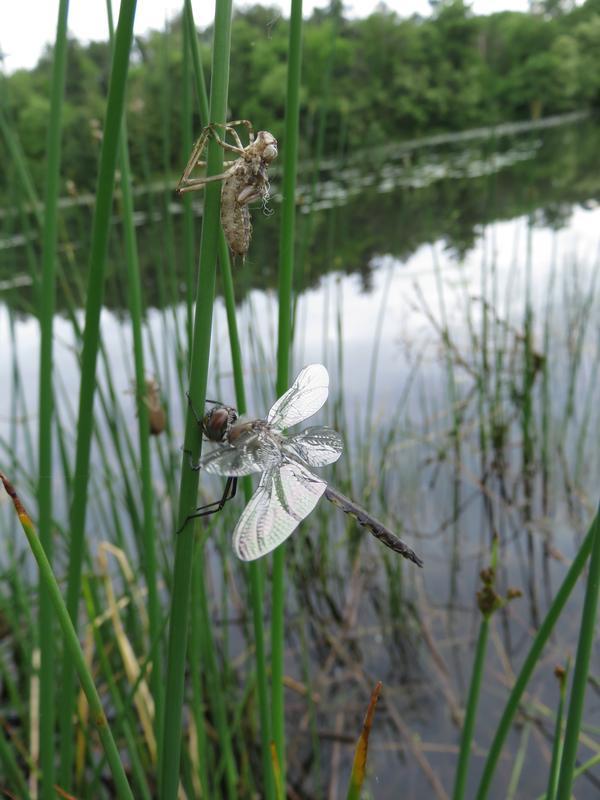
[[324, 485, 423, 567]]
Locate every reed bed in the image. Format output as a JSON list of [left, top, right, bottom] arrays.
[[0, 2, 599, 798]]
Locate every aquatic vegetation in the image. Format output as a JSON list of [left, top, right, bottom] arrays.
[[0, 2, 599, 799]]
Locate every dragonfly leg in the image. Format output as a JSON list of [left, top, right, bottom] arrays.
[[207, 124, 246, 156], [176, 126, 211, 191], [181, 447, 201, 472], [176, 476, 238, 534], [210, 120, 255, 148], [176, 168, 233, 195], [191, 160, 238, 169], [185, 391, 203, 427]]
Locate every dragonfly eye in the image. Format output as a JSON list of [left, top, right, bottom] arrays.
[[202, 406, 238, 442]]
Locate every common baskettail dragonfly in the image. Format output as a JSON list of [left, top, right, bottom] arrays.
[[181, 364, 423, 567]]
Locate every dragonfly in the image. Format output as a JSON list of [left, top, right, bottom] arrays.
[[182, 364, 423, 567]]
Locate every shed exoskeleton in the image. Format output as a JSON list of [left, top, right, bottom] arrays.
[[176, 120, 277, 259]]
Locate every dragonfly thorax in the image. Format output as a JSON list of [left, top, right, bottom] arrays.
[[202, 405, 238, 443]]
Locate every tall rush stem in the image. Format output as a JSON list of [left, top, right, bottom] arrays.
[[159, 3, 234, 797], [271, 0, 304, 786]]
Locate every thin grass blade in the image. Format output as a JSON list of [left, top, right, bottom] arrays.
[[545, 662, 569, 800], [555, 502, 600, 797], [271, 1, 304, 785]]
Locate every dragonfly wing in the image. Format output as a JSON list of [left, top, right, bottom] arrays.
[[282, 426, 343, 467], [233, 462, 327, 561], [267, 364, 329, 430], [200, 433, 280, 477]]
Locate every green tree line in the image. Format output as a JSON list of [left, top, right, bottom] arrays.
[[2, 0, 600, 197]]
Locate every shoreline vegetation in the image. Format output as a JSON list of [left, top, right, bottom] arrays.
[[0, 109, 589, 216]]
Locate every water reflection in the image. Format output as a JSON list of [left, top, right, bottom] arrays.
[[1, 116, 599, 313], [1, 116, 599, 798]]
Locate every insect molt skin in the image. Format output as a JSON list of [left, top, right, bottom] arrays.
[[129, 377, 166, 436], [144, 378, 167, 436], [176, 121, 278, 260]]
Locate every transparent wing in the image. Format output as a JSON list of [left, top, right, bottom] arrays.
[[267, 364, 329, 431], [200, 431, 281, 477], [282, 426, 343, 467], [233, 462, 327, 561]]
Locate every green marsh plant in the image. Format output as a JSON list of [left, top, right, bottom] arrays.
[[0, 473, 134, 798], [272, 1, 304, 785], [159, 3, 234, 797], [36, 1, 69, 796], [57, 2, 138, 784], [475, 509, 600, 799], [183, 1, 276, 788]]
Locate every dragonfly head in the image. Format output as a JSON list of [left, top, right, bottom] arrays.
[[201, 404, 238, 443], [255, 130, 278, 163]]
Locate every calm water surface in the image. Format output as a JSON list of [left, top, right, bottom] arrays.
[[1, 116, 599, 798]]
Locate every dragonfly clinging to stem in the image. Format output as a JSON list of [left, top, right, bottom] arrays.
[[180, 364, 423, 567], [176, 119, 277, 259]]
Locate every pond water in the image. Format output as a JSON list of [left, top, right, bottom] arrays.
[[1, 114, 599, 798]]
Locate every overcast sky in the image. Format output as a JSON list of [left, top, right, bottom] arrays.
[[1, 0, 533, 74]]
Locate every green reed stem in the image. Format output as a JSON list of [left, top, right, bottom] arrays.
[[181, 20, 213, 796], [506, 721, 530, 799], [0, 473, 134, 799], [556, 751, 600, 797], [82, 577, 152, 800], [57, 1, 137, 786], [0, 109, 40, 225], [183, 2, 275, 793], [452, 540, 498, 800], [475, 509, 600, 799], [189, 555, 211, 797], [181, 25, 195, 347], [452, 627, 489, 794], [104, 0, 164, 755], [248, 557, 275, 798], [195, 550, 238, 796], [0, 716, 29, 799], [271, 0, 304, 785], [37, 1, 69, 796], [555, 505, 600, 797], [545, 662, 569, 800], [159, 4, 233, 797], [181, 16, 211, 794], [184, 0, 209, 130]]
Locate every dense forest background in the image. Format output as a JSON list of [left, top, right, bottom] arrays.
[[2, 0, 600, 198]]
